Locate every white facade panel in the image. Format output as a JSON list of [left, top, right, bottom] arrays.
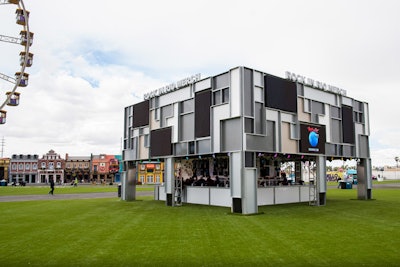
[[212, 104, 231, 152], [254, 86, 263, 103], [304, 86, 336, 106], [257, 187, 274, 205], [266, 109, 279, 121], [253, 71, 263, 87], [364, 103, 370, 135], [195, 78, 211, 92], [275, 187, 300, 204], [186, 186, 209, 205], [342, 96, 353, 106], [230, 68, 241, 117], [281, 113, 295, 123], [210, 188, 231, 207], [159, 86, 192, 107], [230, 151, 242, 198], [319, 105, 330, 140]]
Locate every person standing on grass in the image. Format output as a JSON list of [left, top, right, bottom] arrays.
[[74, 177, 78, 187], [49, 178, 55, 195]]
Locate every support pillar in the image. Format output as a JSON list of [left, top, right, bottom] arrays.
[[121, 161, 136, 201], [164, 157, 175, 206], [316, 155, 327, 206], [230, 151, 258, 214], [357, 158, 372, 200]]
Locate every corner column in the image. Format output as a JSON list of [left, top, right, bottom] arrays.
[[164, 157, 175, 206], [357, 158, 372, 200], [316, 155, 327, 206]]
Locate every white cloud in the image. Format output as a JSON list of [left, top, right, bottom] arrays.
[[1, 0, 400, 166]]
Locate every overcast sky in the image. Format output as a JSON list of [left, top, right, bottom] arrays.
[[0, 0, 399, 167]]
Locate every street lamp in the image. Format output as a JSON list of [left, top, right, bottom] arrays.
[[395, 157, 399, 179]]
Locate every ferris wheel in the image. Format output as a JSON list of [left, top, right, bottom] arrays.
[[0, 0, 33, 124]]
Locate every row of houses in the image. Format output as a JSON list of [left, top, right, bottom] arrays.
[[0, 149, 122, 184]]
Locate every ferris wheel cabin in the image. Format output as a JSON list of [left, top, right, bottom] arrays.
[[15, 9, 29, 26], [6, 92, 20, 106], [15, 72, 29, 87], [0, 110, 6, 124], [19, 30, 33, 46], [19, 52, 33, 67]]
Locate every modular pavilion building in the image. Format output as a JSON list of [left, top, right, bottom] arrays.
[[122, 66, 372, 215]]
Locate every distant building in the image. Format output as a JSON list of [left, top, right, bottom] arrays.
[[137, 162, 164, 184], [38, 150, 65, 183], [0, 157, 11, 182], [64, 154, 91, 183], [91, 154, 120, 184], [9, 154, 38, 183]]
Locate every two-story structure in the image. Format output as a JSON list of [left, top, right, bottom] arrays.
[[0, 157, 11, 182], [38, 150, 65, 184], [122, 66, 372, 214], [91, 154, 120, 184], [64, 154, 91, 184], [9, 154, 38, 183]]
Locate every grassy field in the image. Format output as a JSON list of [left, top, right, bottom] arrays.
[[0, 184, 154, 196], [0, 185, 399, 266]]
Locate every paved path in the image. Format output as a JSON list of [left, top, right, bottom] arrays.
[[0, 191, 153, 202]]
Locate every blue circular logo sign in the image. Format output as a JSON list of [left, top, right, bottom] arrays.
[[309, 131, 319, 147]]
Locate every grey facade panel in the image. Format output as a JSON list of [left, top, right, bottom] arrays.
[[245, 134, 269, 151], [180, 113, 194, 141], [244, 68, 253, 117], [331, 119, 342, 143], [175, 142, 187, 156], [221, 118, 242, 151], [359, 135, 370, 158], [197, 139, 211, 154], [213, 72, 229, 89]]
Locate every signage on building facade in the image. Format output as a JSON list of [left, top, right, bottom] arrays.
[[144, 73, 201, 100], [299, 123, 326, 154], [285, 71, 347, 96]]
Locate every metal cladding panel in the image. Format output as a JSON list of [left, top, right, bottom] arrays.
[[132, 100, 150, 128], [195, 78, 211, 92], [159, 86, 192, 107], [212, 104, 230, 153], [230, 68, 241, 117], [150, 127, 172, 157], [195, 90, 211, 138], [264, 74, 297, 113], [221, 118, 242, 151], [303, 86, 336, 106], [230, 151, 242, 198], [342, 105, 355, 144]]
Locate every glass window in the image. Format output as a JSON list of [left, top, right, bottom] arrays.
[[19, 163, 23, 170], [25, 163, 30, 170], [41, 162, 46, 168], [213, 90, 221, 105], [222, 88, 229, 103], [12, 163, 17, 170], [33, 163, 37, 170]]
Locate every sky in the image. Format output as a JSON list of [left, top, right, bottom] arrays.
[[0, 0, 399, 167]]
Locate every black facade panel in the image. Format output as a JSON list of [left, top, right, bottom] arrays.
[[132, 100, 150, 128], [150, 127, 172, 157], [232, 198, 242, 213], [195, 90, 211, 138], [342, 105, 355, 144], [264, 74, 297, 113]]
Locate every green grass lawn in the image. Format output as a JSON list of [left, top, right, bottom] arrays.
[[0, 187, 399, 266], [0, 184, 154, 196]]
